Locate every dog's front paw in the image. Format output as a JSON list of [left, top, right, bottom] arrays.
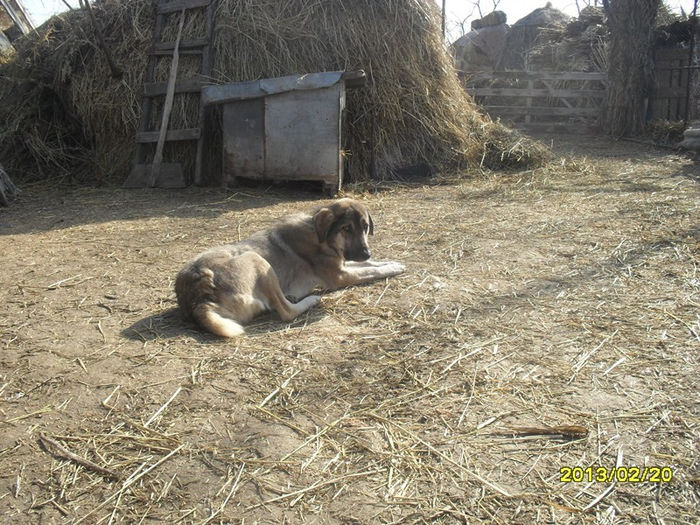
[[382, 261, 406, 276]]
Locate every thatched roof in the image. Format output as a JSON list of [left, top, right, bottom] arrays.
[[0, 0, 549, 184]]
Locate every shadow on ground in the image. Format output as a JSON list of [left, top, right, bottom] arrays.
[[121, 305, 328, 342], [0, 180, 327, 236]]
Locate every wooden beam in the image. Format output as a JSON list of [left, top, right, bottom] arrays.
[[157, 0, 211, 14], [152, 38, 209, 53], [143, 78, 203, 97], [194, 0, 218, 185], [467, 87, 606, 98], [149, 8, 186, 187], [0, 0, 32, 34], [484, 106, 600, 116], [464, 71, 607, 82], [135, 128, 201, 143]]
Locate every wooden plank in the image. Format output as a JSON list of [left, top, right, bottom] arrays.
[[653, 87, 689, 98], [263, 85, 343, 183], [149, 8, 186, 187], [157, 0, 211, 14], [516, 122, 600, 134], [654, 48, 689, 62], [150, 49, 203, 57], [136, 128, 201, 143], [464, 70, 607, 82], [461, 70, 606, 126], [132, 0, 217, 187], [133, 11, 166, 167], [0, 0, 32, 35], [525, 79, 533, 124], [543, 79, 570, 108], [484, 105, 600, 116], [222, 99, 265, 181], [143, 78, 203, 97], [468, 87, 606, 97], [152, 38, 208, 54], [656, 65, 700, 71], [194, 0, 217, 185]]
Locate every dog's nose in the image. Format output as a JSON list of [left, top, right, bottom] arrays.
[[359, 247, 371, 261]]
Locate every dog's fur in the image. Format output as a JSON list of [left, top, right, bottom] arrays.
[[175, 198, 405, 337]]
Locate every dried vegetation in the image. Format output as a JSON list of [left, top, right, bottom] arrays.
[[0, 0, 548, 184], [0, 135, 698, 522]]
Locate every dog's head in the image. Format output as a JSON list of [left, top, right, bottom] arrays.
[[313, 198, 374, 261]]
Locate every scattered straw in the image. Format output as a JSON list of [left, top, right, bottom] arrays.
[[0, 135, 697, 522], [38, 434, 120, 480]]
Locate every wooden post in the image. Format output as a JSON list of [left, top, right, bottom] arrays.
[[685, 0, 698, 124], [441, 0, 446, 38], [149, 8, 186, 187], [79, 0, 122, 79]]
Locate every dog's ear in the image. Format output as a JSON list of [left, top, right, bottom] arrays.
[[368, 212, 374, 235], [314, 207, 336, 243]]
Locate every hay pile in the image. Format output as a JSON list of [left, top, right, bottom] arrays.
[[646, 119, 687, 145], [451, 11, 508, 72], [495, 3, 683, 75], [0, 0, 549, 184], [524, 7, 608, 72], [496, 4, 572, 71]]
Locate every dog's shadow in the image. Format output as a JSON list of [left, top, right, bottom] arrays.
[[121, 306, 327, 342]]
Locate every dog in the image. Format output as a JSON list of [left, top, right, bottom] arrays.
[[175, 198, 405, 337]]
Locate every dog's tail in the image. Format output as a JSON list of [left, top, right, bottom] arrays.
[[176, 266, 244, 338], [192, 303, 245, 338]]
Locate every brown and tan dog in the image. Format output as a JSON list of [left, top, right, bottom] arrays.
[[175, 198, 405, 337]]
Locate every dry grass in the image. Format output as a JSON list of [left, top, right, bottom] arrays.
[[0, 0, 549, 184], [0, 135, 698, 523], [645, 120, 687, 146]]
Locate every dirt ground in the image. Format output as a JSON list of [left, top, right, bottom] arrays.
[[0, 135, 698, 524]]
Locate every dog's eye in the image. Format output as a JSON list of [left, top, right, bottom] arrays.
[[343, 225, 353, 234]]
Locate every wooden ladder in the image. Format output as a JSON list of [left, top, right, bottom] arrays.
[[124, 0, 217, 188]]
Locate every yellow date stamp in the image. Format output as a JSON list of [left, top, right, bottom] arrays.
[[560, 466, 673, 483]]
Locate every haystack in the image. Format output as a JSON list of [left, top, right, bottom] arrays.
[[451, 11, 508, 72], [496, 4, 572, 70], [0, 0, 549, 184], [524, 6, 608, 72]]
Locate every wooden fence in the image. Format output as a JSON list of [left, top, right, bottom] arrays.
[[650, 48, 699, 122], [461, 70, 607, 132]]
